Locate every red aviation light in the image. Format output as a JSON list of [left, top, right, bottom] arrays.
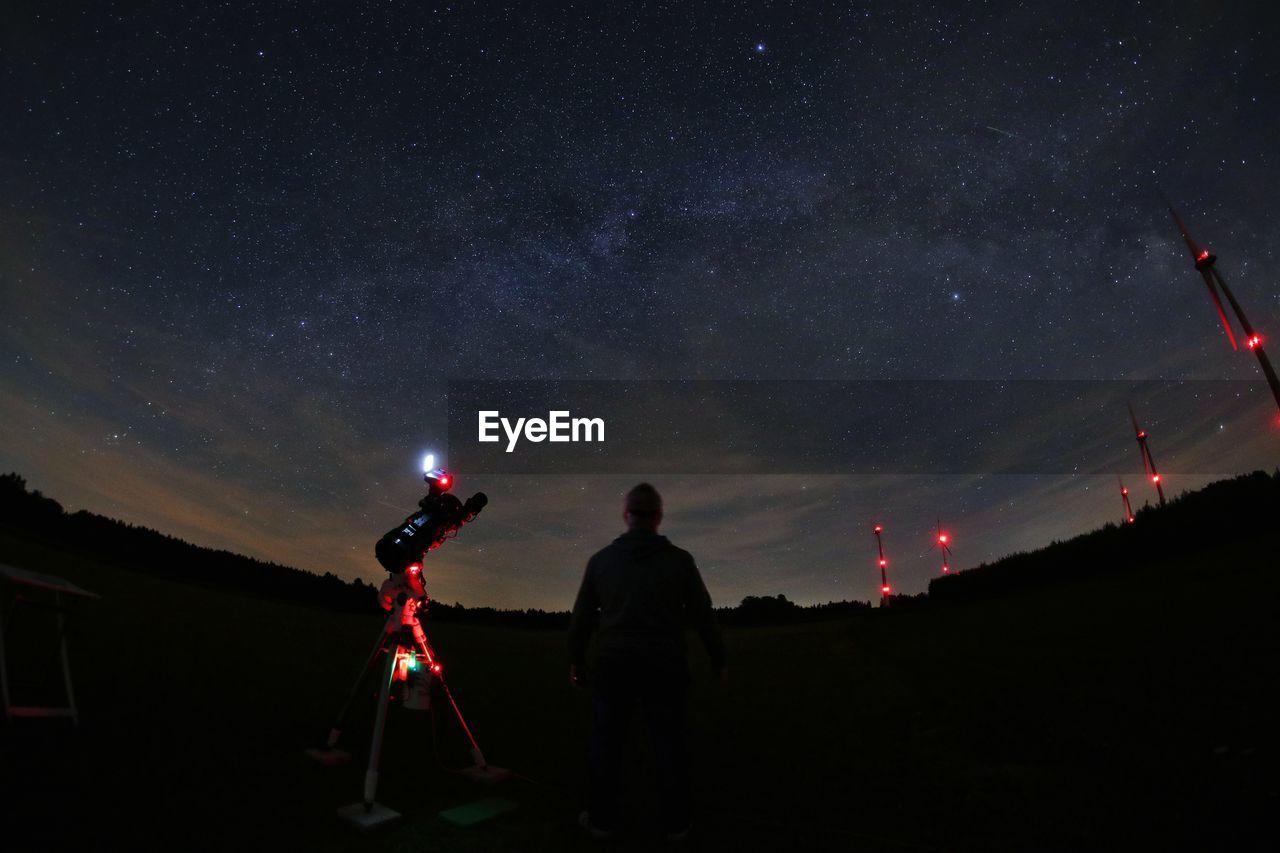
[[1120, 488, 1128, 496], [1127, 516, 1135, 523], [1196, 249, 1210, 262], [1246, 334, 1263, 350], [881, 584, 891, 594], [942, 565, 950, 574], [873, 524, 882, 534], [878, 558, 887, 568], [1151, 474, 1161, 484], [431, 663, 442, 674], [938, 533, 948, 544], [1137, 431, 1146, 439]]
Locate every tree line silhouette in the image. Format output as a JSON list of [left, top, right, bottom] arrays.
[[928, 469, 1280, 601], [4, 469, 1276, 625], [0, 472, 379, 612], [0, 472, 880, 626]]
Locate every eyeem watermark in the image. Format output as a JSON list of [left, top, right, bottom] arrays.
[[451, 380, 1273, 474], [478, 410, 605, 452]]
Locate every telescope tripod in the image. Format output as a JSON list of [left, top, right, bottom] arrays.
[[310, 598, 506, 829]]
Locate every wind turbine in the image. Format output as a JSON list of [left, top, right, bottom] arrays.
[[1164, 199, 1280, 416], [1117, 475, 1135, 524], [1127, 402, 1166, 506], [935, 521, 953, 574], [872, 524, 890, 606]]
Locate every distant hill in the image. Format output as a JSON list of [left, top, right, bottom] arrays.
[[0, 471, 571, 626], [929, 469, 1280, 601], [0, 471, 379, 612]]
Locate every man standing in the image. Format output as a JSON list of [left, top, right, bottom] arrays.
[[569, 483, 726, 841]]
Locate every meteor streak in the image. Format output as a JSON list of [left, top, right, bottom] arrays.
[[985, 125, 1024, 140]]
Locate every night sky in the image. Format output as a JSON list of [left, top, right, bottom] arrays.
[[3, 1, 1278, 610]]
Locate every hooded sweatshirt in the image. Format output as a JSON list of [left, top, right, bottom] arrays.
[[569, 530, 725, 669]]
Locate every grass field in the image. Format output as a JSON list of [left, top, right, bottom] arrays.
[[2, 526, 1277, 852]]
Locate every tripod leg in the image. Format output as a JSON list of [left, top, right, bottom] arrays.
[[410, 631, 487, 765], [439, 679, 487, 767], [325, 629, 389, 749], [364, 643, 399, 809]]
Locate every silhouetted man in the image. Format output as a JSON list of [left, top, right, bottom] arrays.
[[569, 482, 726, 841]]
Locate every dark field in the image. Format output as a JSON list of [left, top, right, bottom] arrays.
[[2, 528, 1276, 852]]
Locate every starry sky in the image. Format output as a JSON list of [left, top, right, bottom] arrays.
[[2, 1, 1278, 610]]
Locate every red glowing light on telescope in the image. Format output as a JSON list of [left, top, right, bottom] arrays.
[[407, 564, 422, 575], [438, 474, 452, 488]]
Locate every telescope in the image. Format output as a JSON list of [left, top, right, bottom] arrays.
[[310, 454, 505, 830], [374, 453, 487, 573]]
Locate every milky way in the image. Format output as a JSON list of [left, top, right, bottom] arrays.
[[3, 2, 1278, 609]]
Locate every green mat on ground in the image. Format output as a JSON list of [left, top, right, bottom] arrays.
[[438, 797, 519, 827]]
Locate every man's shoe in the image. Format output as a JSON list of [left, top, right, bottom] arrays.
[[664, 824, 691, 843], [578, 811, 616, 840]]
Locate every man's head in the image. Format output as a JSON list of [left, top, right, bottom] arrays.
[[623, 482, 663, 532]]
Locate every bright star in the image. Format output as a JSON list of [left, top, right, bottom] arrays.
[[755, 42, 766, 53]]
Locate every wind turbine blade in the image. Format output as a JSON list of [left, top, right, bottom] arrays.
[[1201, 271, 1239, 350], [1164, 199, 1203, 259]]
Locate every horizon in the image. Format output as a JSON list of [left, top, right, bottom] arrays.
[[4, 466, 1271, 611]]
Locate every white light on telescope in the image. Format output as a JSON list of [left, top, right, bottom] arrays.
[[422, 453, 435, 473]]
